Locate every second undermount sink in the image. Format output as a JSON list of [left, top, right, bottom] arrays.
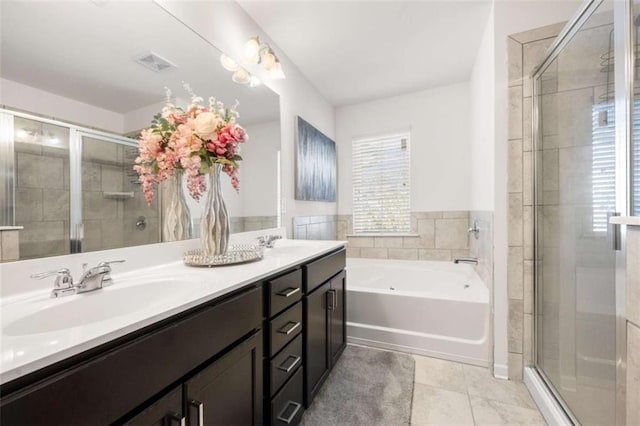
[[3, 278, 201, 336]]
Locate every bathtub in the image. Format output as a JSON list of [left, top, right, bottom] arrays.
[[346, 258, 490, 366]]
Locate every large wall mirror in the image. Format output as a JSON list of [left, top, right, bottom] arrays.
[[0, 1, 281, 261]]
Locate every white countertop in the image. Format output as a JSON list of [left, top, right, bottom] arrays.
[[0, 238, 345, 385]]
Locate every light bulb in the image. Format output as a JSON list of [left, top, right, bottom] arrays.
[[249, 75, 262, 88], [15, 129, 28, 139], [220, 53, 239, 71], [262, 50, 276, 71], [244, 37, 261, 63], [269, 61, 286, 80], [232, 68, 251, 85]]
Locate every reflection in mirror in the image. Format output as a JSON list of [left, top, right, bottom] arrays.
[[0, 1, 281, 261]]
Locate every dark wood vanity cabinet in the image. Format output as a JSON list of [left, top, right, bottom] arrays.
[[264, 268, 305, 426], [303, 250, 346, 407], [0, 286, 263, 426], [0, 246, 346, 426]]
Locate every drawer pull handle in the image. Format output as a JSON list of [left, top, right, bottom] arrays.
[[277, 321, 301, 336], [277, 287, 300, 298], [189, 399, 204, 426], [277, 355, 302, 373], [166, 413, 186, 426], [277, 401, 302, 424]]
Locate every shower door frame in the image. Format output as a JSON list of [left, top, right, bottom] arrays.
[[529, 0, 631, 424], [0, 107, 145, 254]]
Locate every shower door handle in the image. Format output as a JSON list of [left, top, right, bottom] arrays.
[[607, 211, 621, 251]]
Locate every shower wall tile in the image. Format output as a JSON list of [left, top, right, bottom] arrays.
[[16, 152, 64, 190], [42, 190, 70, 221], [627, 227, 640, 328], [628, 322, 640, 426], [508, 353, 523, 380], [346, 247, 361, 258], [508, 37, 523, 87], [523, 261, 534, 315], [508, 299, 524, 354], [508, 139, 523, 192], [523, 313, 533, 366], [508, 87, 523, 140], [523, 152, 533, 206], [16, 188, 43, 222], [508, 193, 523, 246], [507, 247, 523, 300], [523, 99, 532, 151]]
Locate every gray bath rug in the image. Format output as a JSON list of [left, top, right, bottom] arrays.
[[300, 345, 415, 426]]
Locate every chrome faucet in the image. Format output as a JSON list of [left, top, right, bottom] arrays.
[[31, 260, 125, 298], [257, 235, 282, 248], [76, 260, 125, 293], [454, 257, 478, 265]]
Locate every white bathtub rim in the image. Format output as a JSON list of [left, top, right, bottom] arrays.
[[347, 336, 489, 367], [347, 285, 489, 303]]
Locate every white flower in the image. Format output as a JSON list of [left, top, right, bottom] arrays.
[[193, 112, 220, 140]]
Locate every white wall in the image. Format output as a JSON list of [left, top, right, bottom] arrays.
[[156, 1, 336, 237], [241, 120, 280, 217], [0, 78, 124, 133], [336, 82, 471, 214], [469, 8, 495, 212]]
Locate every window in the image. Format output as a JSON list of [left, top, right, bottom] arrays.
[[591, 103, 616, 233], [352, 133, 410, 234]]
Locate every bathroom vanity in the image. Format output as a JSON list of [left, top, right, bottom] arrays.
[[0, 239, 346, 426]]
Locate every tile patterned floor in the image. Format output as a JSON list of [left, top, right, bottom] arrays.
[[411, 355, 546, 426]]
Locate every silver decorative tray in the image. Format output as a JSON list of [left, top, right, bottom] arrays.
[[183, 244, 264, 267]]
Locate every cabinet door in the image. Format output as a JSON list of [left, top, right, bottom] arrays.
[[124, 386, 183, 426], [303, 281, 331, 407], [185, 330, 263, 426], [329, 270, 346, 367]]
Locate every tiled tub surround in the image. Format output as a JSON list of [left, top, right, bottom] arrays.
[[0, 227, 21, 262], [336, 211, 473, 261], [292, 215, 337, 240], [0, 228, 345, 384]]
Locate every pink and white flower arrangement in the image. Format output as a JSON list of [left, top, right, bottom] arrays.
[[134, 85, 248, 204]]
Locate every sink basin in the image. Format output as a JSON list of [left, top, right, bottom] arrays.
[[3, 278, 200, 336]]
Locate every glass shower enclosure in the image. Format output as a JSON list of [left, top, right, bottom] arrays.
[[0, 109, 160, 260], [531, 0, 636, 424]]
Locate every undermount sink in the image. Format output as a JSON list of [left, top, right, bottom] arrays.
[[3, 278, 200, 336]]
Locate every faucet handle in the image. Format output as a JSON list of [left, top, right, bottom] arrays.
[[31, 268, 74, 288], [98, 260, 126, 266]]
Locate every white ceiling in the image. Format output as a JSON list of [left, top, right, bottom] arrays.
[[239, 1, 492, 106], [0, 1, 279, 125]]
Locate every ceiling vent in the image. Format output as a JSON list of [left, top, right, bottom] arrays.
[[134, 52, 177, 73]]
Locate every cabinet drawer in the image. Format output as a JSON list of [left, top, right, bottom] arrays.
[[304, 248, 345, 293], [268, 268, 302, 317], [271, 367, 304, 426], [269, 333, 303, 396], [269, 302, 302, 356], [0, 286, 262, 426]]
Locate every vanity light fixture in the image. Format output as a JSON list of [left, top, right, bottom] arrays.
[[231, 67, 251, 85], [220, 53, 240, 72], [242, 36, 286, 80]]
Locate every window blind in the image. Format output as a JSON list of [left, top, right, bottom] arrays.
[[352, 133, 410, 234], [591, 103, 616, 233]]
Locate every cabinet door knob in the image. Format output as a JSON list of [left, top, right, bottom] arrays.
[[327, 290, 337, 310], [277, 287, 300, 298], [276, 401, 302, 424], [277, 321, 301, 336], [277, 355, 302, 373], [189, 399, 204, 426]]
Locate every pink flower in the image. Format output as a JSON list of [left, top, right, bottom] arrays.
[[231, 124, 247, 143]]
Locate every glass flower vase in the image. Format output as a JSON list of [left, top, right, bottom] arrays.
[[161, 170, 193, 242], [200, 164, 230, 256]]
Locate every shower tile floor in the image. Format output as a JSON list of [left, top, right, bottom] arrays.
[[411, 355, 546, 425]]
